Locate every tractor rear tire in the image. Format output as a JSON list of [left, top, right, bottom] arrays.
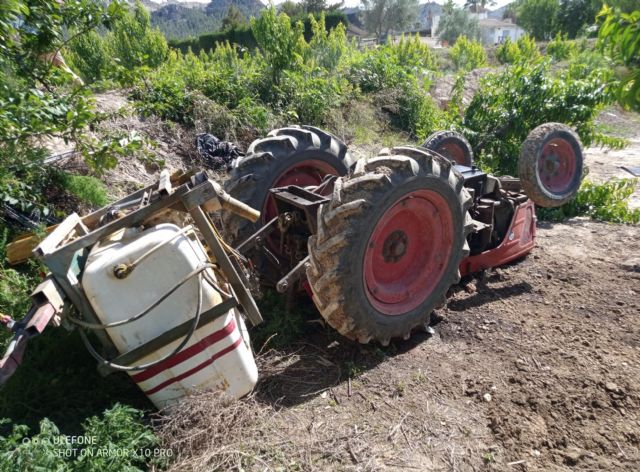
[[222, 125, 353, 248], [422, 130, 474, 166], [518, 123, 583, 208], [307, 147, 473, 345]]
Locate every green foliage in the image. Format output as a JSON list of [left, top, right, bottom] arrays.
[[349, 35, 436, 93], [65, 31, 112, 84], [108, 1, 168, 73], [555, 0, 603, 39], [251, 8, 307, 83], [60, 175, 110, 207], [496, 35, 541, 64], [362, 0, 419, 41], [0, 0, 146, 225], [0, 404, 161, 472], [546, 32, 578, 61], [66, 1, 169, 85], [449, 36, 487, 72], [138, 7, 443, 139], [221, 5, 249, 31], [0, 230, 39, 334], [462, 60, 616, 175], [539, 179, 640, 223], [168, 11, 348, 55], [436, 0, 480, 45], [597, 6, 640, 111], [517, 0, 560, 40], [252, 291, 308, 350]]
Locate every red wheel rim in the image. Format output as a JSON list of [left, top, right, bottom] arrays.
[[438, 142, 467, 166], [263, 159, 338, 222], [364, 189, 453, 316], [537, 138, 577, 194]]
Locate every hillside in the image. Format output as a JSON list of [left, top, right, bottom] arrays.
[[150, 0, 264, 39]]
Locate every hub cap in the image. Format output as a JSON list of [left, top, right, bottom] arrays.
[[364, 189, 453, 316], [537, 138, 577, 194]]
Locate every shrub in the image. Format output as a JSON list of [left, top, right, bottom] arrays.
[[65, 31, 112, 84], [0, 404, 162, 472], [251, 8, 307, 83], [108, 1, 168, 72], [496, 35, 541, 64], [449, 36, 487, 72], [168, 11, 348, 55], [539, 179, 640, 224], [462, 60, 618, 175], [546, 32, 577, 61]]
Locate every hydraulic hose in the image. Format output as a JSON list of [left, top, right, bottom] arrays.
[[78, 270, 205, 372]]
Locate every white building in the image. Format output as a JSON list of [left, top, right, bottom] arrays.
[[478, 18, 525, 45], [431, 10, 525, 46]]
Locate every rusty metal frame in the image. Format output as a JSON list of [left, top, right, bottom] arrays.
[[33, 170, 262, 370]]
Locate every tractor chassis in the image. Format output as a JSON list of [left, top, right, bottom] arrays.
[[237, 166, 537, 297]]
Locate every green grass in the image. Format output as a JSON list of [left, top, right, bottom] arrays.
[[538, 179, 640, 224], [61, 175, 110, 207]]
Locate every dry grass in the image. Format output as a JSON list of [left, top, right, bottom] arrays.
[[150, 338, 493, 471]]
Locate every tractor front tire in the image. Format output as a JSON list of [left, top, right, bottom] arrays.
[[222, 126, 353, 248], [519, 123, 583, 208], [307, 147, 473, 345]]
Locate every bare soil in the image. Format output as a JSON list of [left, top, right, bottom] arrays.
[[160, 219, 640, 471], [589, 106, 640, 208], [156, 104, 640, 472]]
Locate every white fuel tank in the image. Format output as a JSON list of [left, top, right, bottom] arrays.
[[82, 223, 258, 408]]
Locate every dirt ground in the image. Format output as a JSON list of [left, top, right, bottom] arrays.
[[157, 108, 640, 471], [589, 107, 640, 208], [160, 219, 639, 472]]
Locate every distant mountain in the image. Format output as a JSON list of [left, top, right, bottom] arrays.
[[150, 0, 265, 40]]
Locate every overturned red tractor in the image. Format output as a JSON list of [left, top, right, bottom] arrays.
[[0, 123, 583, 406], [224, 123, 583, 345]]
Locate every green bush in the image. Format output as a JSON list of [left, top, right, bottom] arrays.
[[449, 36, 487, 72], [168, 11, 348, 55], [546, 32, 577, 61], [462, 60, 618, 175], [539, 179, 640, 224], [496, 35, 541, 64], [0, 404, 162, 472], [65, 31, 112, 84], [108, 1, 168, 72]]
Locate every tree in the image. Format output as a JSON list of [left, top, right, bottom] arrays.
[[436, 0, 480, 45], [279, 0, 304, 17], [465, 0, 496, 14], [221, 5, 247, 31], [0, 0, 141, 222], [301, 0, 344, 14], [362, 0, 419, 42], [516, 0, 559, 40], [598, 5, 640, 111], [555, 0, 601, 38], [108, 1, 168, 70]]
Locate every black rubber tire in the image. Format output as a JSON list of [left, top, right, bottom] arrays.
[[518, 123, 583, 208], [222, 125, 353, 248], [307, 146, 473, 345], [421, 130, 474, 166]]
